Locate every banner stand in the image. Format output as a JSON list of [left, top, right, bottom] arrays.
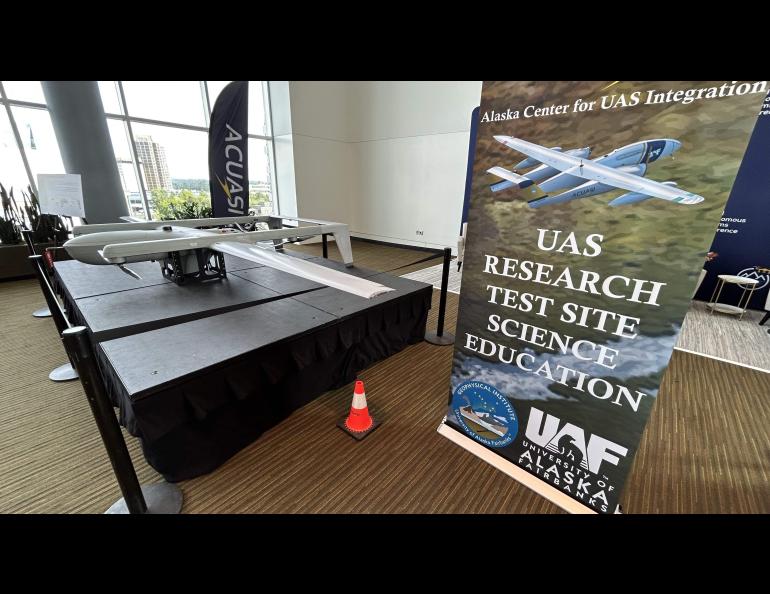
[[436, 421, 597, 515]]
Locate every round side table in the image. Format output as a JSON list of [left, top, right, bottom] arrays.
[[707, 274, 759, 320]]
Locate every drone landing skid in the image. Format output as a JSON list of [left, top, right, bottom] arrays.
[[160, 249, 227, 286]]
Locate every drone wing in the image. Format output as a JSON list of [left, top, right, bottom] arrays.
[[213, 241, 394, 299], [96, 225, 395, 299]]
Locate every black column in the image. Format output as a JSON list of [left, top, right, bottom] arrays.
[[41, 81, 129, 224]]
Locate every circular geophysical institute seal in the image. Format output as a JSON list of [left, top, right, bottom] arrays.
[[451, 381, 518, 448]]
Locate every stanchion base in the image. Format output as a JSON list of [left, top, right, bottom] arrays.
[[106, 483, 183, 514], [49, 363, 78, 382], [425, 332, 455, 346], [33, 307, 52, 318]]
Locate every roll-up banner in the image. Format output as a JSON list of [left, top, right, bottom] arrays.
[[208, 81, 249, 217], [439, 81, 769, 514], [695, 103, 770, 310]]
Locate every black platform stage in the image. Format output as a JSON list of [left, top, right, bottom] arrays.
[[54, 253, 432, 481]]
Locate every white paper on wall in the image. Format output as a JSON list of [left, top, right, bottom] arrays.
[[37, 174, 85, 218]]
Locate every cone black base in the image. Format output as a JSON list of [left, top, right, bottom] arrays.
[[425, 332, 455, 346], [337, 417, 381, 440]]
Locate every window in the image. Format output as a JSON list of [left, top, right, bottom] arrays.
[[0, 81, 65, 198], [10, 107, 65, 180], [100, 81, 276, 220], [0, 110, 31, 193], [1, 81, 276, 221], [98, 81, 123, 116], [3, 81, 45, 104], [121, 81, 207, 127], [131, 123, 209, 217], [105, 119, 144, 217], [248, 138, 274, 216]]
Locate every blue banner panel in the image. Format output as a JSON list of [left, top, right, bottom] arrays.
[[461, 106, 480, 231], [695, 91, 770, 310]]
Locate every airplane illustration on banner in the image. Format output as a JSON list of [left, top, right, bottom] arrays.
[[488, 136, 705, 208]]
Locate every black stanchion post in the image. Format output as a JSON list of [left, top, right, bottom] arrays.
[[322, 233, 329, 259], [61, 326, 183, 514], [29, 255, 69, 335], [22, 229, 36, 254], [425, 247, 455, 346], [23, 230, 52, 318], [62, 327, 147, 514], [29, 255, 79, 381]]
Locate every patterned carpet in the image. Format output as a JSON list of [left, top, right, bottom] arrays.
[[677, 300, 770, 372], [1, 240, 768, 513]]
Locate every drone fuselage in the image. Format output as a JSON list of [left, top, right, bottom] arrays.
[[63, 227, 201, 265]]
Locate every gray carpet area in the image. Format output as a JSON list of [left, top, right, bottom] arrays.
[[677, 300, 770, 372]]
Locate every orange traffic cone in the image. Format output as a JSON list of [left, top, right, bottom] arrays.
[[338, 380, 381, 440]]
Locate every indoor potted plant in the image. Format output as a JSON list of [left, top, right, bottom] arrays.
[[0, 183, 70, 280], [0, 183, 28, 279]]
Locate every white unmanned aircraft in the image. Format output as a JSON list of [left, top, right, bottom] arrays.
[[63, 214, 394, 299], [489, 136, 704, 208]]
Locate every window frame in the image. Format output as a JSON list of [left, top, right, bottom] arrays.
[[0, 81, 46, 195], [107, 81, 277, 220], [0, 81, 278, 220]]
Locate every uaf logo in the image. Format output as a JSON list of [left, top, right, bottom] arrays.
[[737, 267, 770, 290], [525, 407, 628, 475]]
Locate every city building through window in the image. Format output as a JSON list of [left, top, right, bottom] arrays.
[[102, 81, 276, 220]]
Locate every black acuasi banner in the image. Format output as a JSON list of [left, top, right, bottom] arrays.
[[208, 81, 249, 217]]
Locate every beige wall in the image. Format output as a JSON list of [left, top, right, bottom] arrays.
[[270, 81, 483, 250]]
